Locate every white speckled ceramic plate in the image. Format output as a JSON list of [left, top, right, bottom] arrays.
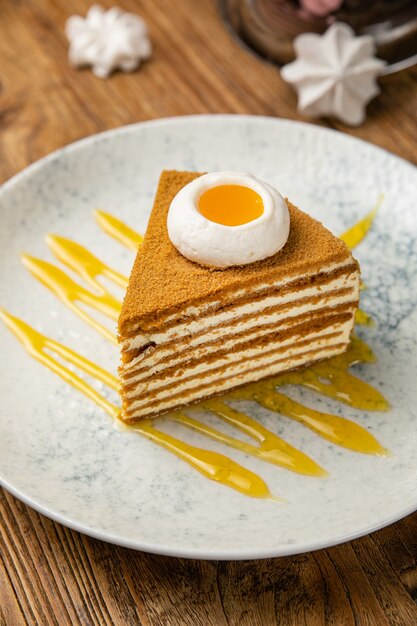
[[1, 115, 417, 560]]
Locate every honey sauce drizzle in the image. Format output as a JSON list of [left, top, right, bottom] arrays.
[[339, 197, 382, 250], [280, 337, 388, 412], [46, 235, 129, 290], [226, 343, 388, 456], [21, 254, 121, 344], [94, 210, 144, 250], [180, 400, 327, 476], [131, 420, 276, 500], [0, 308, 120, 419], [250, 388, 386, 456], [0, 200, 389, 499], [355, 309, 374, 327]]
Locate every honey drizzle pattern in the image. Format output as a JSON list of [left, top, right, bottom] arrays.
[[0, 203, 389, 500]]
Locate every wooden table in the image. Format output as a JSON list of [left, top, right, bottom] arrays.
[[1, 1, 417, 624]]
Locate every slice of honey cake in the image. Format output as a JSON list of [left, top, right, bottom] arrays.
[[118, 170, 360, 422]]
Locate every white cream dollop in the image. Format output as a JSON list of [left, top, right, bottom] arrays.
[[167, 172, 290, 268]]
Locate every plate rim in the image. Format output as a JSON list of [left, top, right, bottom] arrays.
[[3, 472, 417, 560], [1, 114, 416, 196], [1, 114, 417, 560]]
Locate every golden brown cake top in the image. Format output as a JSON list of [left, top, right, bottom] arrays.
[[119, 170, 355, 333]]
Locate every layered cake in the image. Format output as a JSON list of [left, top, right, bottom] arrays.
[[119, 170, 360, 422]]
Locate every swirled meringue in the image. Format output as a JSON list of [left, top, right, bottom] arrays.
[[281, 22, 385, 126], [65, 5, 151, 79]]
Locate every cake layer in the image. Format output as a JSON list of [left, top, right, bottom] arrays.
[[123, 329, 348, 409], [122, 342, 346, 421], [121, 302, 355, 377], [121, 259, 353, 334], [123, 327, 349, 400], [122, 273, 359, 353], [121, 310, 354, 386], [146, 261, 352, 329], [119, 264, 359, 349]]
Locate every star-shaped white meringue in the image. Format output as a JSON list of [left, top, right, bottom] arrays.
[[66, 5, 152, 79], [281, 22, 386, 126]]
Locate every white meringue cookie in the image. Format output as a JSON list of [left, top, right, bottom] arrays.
[[167, 172, 290, 268], [281, 22, 386, 126], [65, 5, 151, 79]]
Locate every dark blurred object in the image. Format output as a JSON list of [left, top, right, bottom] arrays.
[[220, 0, 417, 71]]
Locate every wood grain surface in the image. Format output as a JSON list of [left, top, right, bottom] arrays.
[[1, 1, 417, 624]]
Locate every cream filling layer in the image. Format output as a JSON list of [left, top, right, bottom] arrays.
[[123, 273, 359, 352], [122, 302, 355, 375], [123, 343, 346, 419], [125, 331, 348, 406], [121, 319, 352, 386]]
